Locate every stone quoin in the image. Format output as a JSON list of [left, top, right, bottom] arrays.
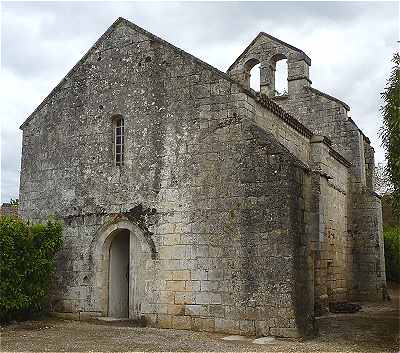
[[19, 17, 386, 338]]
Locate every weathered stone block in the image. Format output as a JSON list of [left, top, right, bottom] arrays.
[[50, 312, 80, 321], [172, 315, 192, 330], [144, 313, 157, 326], [240, 320, 256, 335], [270, 327, 301, 338], [185, 304, 208, 317], [171, 270, 191, 281], [168, 304, 185, 315], [175, 291, 194, 305], [166, 280, 186, 291], [79, 311, 102, 321], [215, 318, 240, 334], [191, 270, 208, 281], [158, 314, 172, 329], [193, 317, 215, 332], [210, 293, 222, 304], [194, 292, 210, 304], [160, 291, 175, 304], [209, 304, 225, 318], [255, 320, 270, 336]]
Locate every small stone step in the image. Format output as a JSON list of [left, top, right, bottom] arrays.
[[96, 317, 130, 322], [252, 336, 276, 344], [221, 335, 250, 341]]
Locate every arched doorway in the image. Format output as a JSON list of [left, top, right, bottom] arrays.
[[108, 229, 130, 318], [89, 218, 153, 319]]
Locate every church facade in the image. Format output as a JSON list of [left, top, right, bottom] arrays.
[[19, 18, 385, 338]]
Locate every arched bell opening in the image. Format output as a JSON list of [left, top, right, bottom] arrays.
[[274, 58, 288, 96], [244, 58, 261, 91]]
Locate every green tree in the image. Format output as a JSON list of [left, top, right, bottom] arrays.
[[383, 226, 400, 282], [374, 162, 393, 196], [380, 53, 400, 220], [0, 217, 63, 322]]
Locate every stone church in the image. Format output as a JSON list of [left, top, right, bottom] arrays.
[[19, 17, 386, 338]]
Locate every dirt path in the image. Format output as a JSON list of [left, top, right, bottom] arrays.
[[1, 284, 399, 353]]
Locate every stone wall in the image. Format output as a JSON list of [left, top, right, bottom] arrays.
[[226, 30, 385, 302], [19, 17, 384, 338], [19, 19, 319, 337], [319, 151, 350, 306], [307, 137, 352, 314], [351, 192, 386, 300], [277, 91, 385, 301]]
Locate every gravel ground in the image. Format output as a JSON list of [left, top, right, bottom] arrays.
[[1, 284, 399, 353]]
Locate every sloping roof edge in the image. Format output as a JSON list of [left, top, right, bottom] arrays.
[[255, 93, 313, 139], [20, 17, 243, 130], [307, 86, 350, 111], [227, 32, 311, 73], [18, 16, 356, 169], [20, 17, 120, 130]]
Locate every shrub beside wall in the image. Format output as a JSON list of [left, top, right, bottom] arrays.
[[383, 226, 400, 282], [0, 217, 63, 322]]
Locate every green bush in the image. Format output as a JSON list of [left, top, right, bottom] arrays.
[[383, 225, 400, 282], [0, 217, 63, 322]]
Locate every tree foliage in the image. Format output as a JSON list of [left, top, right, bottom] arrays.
[[383, 226, 400, 282], [380, 52, 400, 220], [0, 217, 63, 322], [374, 162, 393, 196]]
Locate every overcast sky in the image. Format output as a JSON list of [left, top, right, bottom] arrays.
[[1, 1, 399, 203]]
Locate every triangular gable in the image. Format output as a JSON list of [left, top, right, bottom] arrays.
[[20, 17, 238, 130], [19, 17, 322, 148], [20, 17, 118, 130], [227, 32, 311, 73]]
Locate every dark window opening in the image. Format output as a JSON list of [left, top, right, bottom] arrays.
[[114, 116, 124, 166]]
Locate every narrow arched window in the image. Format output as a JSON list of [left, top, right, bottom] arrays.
[[113, 115, 124, 166]]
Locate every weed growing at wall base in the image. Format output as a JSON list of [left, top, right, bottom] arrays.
[[0, 217, 63, 322]]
